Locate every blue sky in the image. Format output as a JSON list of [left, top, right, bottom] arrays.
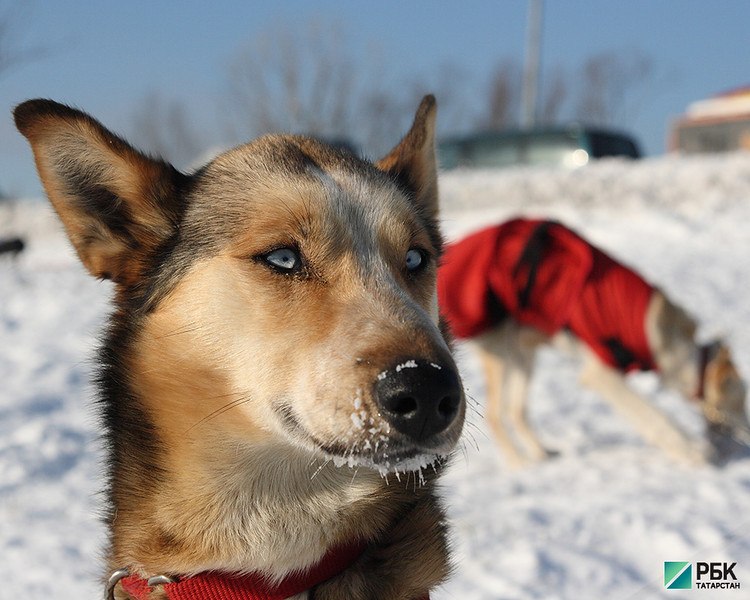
[[2, 0, 749, 197]]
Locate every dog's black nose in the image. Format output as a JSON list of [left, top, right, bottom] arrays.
[[375, 360, 462, 442]]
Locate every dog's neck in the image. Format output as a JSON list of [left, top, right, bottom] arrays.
[[114, 538, 368, 600], [114, 438, 386, 578]]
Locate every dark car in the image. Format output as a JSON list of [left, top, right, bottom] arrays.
[[438, 126, 641, 170]]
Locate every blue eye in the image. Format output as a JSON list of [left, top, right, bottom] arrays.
[[405, 248, 425, 272], [264, 247, 301, 272]]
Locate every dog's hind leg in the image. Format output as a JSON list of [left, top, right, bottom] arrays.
[[579, 351, 707, 465], [477, 323, 547, 466]]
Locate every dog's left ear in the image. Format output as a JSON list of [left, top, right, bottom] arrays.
[[377, 95, 439, 220]]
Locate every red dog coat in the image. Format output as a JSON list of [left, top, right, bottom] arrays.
[[438, 218, 657, 372]]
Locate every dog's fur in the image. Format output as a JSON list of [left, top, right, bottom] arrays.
[[15, 95, 465, 599], [441, 222, 748, 467]]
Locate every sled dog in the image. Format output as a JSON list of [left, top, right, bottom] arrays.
[[438, 217, 747, 466], [16, 95, 464, 599]]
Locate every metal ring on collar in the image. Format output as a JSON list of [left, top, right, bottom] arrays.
[[147, 574, 177, 586], [105, 569, 130, 600]]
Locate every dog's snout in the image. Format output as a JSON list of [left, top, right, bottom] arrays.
[[375, 360, 462, 442]]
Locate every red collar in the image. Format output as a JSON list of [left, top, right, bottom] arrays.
[[117, 540, 366, 600]]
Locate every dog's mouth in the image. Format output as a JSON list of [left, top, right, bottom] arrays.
[[318, 440, 449, 476], [273, 402, 451, 475]]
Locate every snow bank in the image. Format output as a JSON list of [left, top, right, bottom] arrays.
[[1, 154, 749, 598]]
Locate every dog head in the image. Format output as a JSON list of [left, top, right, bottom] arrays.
[[701, 341, 750, 443], [14, 96, 465, 475]]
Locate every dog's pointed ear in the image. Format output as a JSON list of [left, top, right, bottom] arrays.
[[376, 94, 439, 220], [14, 99, 184, 285]]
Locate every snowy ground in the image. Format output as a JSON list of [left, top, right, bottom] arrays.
[[2, 154, 750, 599]]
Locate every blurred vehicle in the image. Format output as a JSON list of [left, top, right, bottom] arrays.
[[670, 86, 750, 154], [438, 126, 641, 170]]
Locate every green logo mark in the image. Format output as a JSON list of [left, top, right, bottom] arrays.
[[665, 561, 692, 589]]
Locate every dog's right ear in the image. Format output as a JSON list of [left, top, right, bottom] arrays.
[[14, 99, 184, 285]]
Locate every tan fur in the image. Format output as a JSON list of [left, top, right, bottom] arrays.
[[703, 346, 748, 429], [644, 290, 698, 396], [15, 96, 464, 600]]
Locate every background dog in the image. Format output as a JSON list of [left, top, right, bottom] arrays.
[[15, 95, 464, 599], [438, 217, 748, 467]]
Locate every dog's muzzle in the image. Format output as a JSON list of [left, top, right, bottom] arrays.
[[374, 359, 462, 443]]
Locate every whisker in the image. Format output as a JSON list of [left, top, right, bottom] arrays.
[[464, 393, 484, 417], [464, 420, 488, 442], [311, 459, 331, 480], [459, 442, 470, 463], [186, 395, 252, 433], [462, 429, 482, 452], [155, 323, 202, 339]]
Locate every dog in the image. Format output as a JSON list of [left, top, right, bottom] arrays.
[[15, 95, 465, 600], [438, 217, 748, 467]]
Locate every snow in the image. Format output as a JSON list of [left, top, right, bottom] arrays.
[[396, 360, 419, 372], [2, 153, 750, 598]]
